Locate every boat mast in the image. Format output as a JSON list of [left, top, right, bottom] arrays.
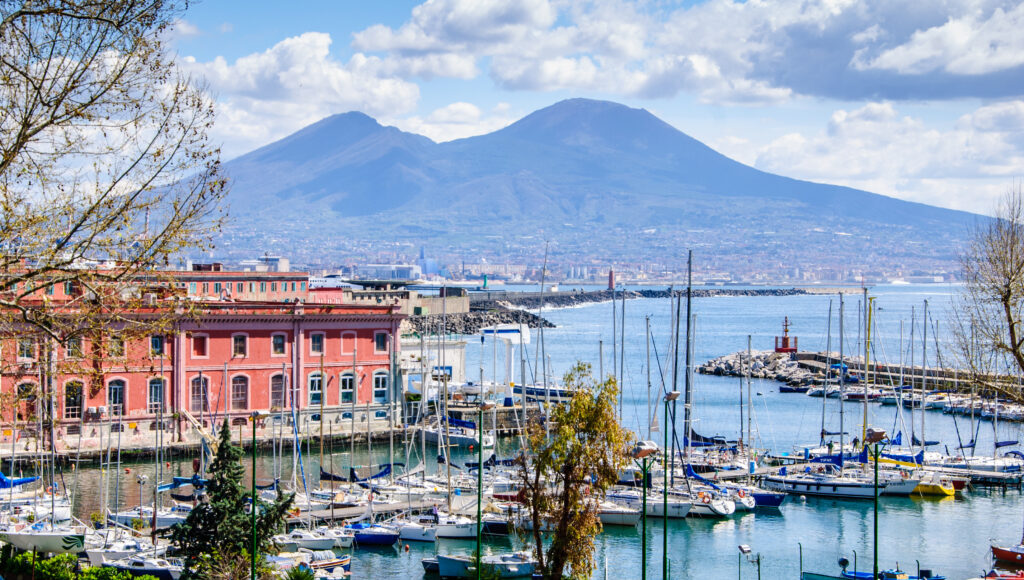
[[620, 284, 626, 421], [922, 300, 928, 452], [683, 250, 693, 472], [862, 288, 871, 446], [839, 294, 845, 465], [746, 335, 753, 450], [821, 300, 833, 446]]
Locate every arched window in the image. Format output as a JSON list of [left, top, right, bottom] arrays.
[[148, 378, 165, 414], [64, 381, 83, 419], [308, 372, 323, 406], [373, 372, 388, 404], [270, 375, 286, 409], [339, 372, 355, 404], [108, 379, 125, 416], [190, 376, 209, 412], [231, 376, 249, 411]]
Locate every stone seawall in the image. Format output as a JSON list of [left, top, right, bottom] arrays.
[[698, 350, 815, 385], [404, 308, 555, 335]]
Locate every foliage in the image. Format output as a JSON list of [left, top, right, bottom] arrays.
[[191, 549, 278, 580], [171, 419, 294, 579], [952, 185, 1024, 402], [517, 362, 633, 579], [0, 0, 226, 416], [0, 550, 156, 580], [284, 566, 315, 580]]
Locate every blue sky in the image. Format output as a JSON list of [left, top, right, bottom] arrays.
[[171, 0, 1024, 214]]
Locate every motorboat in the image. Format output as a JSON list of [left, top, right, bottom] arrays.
[[344, 521, 400, 546], [313, 525, 355, 548], [435, 551, 538, 578], [0, 521, 87, 554], [763, 466, 883, 499], [273, 528, 337, 551], [103, 555, 184, 580]]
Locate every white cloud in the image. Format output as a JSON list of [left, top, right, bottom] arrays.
[[754, 101, 1024, 213], [219, 22, 234, 34], [349, 0, 1024, 102], [389, 102, 516, 142], [858, 4, 1024, 75], [169, 19, 201, 40], [180, 33, 420, 158]]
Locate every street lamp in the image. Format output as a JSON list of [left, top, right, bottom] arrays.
[[663, 390, 680, 580], [738, 545, 760, 580], [631, 441, 659, 580], [476, 401, 495, 580], [250, 411, 268, 580], [865, 427, 887, 580]]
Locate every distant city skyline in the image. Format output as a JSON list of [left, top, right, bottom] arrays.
[[171, 0, 1024, 215]]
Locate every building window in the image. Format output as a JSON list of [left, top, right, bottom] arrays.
[[64, 381, 83, 419], [148, 378, 164, 414], [272, 333, 286, 356], [214, 282, 222, 294], [310, 332, 324, 355], [249, 282, 254, 293], [271, 282, 277, 292], [373, 372, 388, 404], [189, 282, 196, 294], [202, 282, 209, 294], [190, 376, 209, 412], [65, 336, 82, 359], [108, 379, 125, 416], [236, 282, 243, 294], [231, 376, 248, 411], [260, 282, 266, 292], [45, 283, 55, 295], [64, 281, 74, 295], [308, 373, 323, 406], [374, 332, 388, 353], [150, 335, 165, 357], [192, 335, 208, 358], [270, 375, 286, 409], [108, 335, 124, 358], [340, 373, 354, 404], [341, 331, 355, 355], [291, 282, 296, 291], [301, 282, 306, 291], [17, 338, 34, 360], [232, 334, 247, 357]]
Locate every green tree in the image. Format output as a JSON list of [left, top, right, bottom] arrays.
[[171, 420, 294, 579], [518, 362, 633, 579]]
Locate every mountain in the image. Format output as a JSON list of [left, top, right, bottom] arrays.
[[217, 99, 976, 275]]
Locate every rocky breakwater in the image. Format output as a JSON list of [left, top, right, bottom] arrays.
[[698, 351, 817, 385], [472, 287, 810, 311], [404, 308, 555, 335]]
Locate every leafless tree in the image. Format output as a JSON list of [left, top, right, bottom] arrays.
[[951, 186, 1024, 401]]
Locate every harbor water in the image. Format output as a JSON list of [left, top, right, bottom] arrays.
[[53, 284, 1024, 578]]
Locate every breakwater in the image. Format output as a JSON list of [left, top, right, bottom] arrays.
[[405, 308, 554, 335], [699, 350, 813, 384], [471, 287, 811, 311]]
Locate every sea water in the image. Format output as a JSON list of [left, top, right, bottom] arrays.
[[64, 284, 1021, 578]]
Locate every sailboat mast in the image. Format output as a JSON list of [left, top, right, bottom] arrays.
[[922, 300, 928, 452], [746, 334, 753, 449], [863, 288, 871, 445], [620, 285, 626, 420], [821, 300, 833, 446], [839, 294, 845, 462], [683, 250, 693, 467]]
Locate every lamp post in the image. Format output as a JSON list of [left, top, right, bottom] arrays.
[[663, 390, 680, 580], [864, 428, 887, 580], [738, 545, 760, 580], [250, 411, 268, 580], [631, 441, 659, 580], [476, 401, 495, 580]]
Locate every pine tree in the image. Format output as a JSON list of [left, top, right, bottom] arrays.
[[171, 420, 294, 579]]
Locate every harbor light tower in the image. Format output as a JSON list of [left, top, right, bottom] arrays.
[[774, 317, 798, 353]]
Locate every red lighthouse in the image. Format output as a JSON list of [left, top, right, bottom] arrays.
[[774, 317, 798, 353]]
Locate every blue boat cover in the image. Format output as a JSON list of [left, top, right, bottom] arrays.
[[157, 475, 208, 493], [0, 472, 38, 489], [445, 416, 476, 430], [684, 464, 722, 491]]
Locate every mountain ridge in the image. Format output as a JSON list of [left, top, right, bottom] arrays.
[[216, 98, 975, 273]]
